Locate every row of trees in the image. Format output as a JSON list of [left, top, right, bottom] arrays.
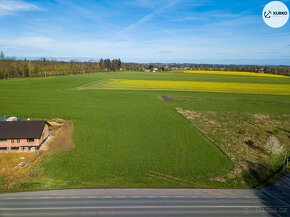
[[0, 52, 122, 79], [188, 64, 290, 76]]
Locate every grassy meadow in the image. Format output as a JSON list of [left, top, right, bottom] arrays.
[[0, 70, 289, 191]]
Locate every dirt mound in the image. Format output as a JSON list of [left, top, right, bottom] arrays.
[[50, 118, 65, 123], [40, 120, 74, 152]]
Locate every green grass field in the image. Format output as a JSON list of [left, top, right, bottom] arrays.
[[0, 71, 289, 191]]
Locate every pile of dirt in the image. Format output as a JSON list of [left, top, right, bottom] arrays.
[[40, 120, 74, 152], [50, 118, 65, 123]]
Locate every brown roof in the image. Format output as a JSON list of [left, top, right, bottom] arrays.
[[0, 121, 50, 139]]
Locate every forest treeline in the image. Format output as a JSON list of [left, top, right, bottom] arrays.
[[0, 51, 289, 79], [0, 52, 121, 79], [187, 64, 290, 76]]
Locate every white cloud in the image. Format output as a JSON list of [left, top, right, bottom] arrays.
[[0, 0, 39, 15], [0, 36, 54, 51]]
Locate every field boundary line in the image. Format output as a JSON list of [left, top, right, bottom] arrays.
[[176, 108, 231, 162], [162, 96, 290, 106]]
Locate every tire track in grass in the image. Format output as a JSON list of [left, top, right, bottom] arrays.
[[146, 173, 194, 187], [152, 171, 208, 187], [147, 171, 208, 188]]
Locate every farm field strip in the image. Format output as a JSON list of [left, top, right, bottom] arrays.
[[161, 96, 290, 105], [183, 70, 288, 78], [77, 79, 290, 95]]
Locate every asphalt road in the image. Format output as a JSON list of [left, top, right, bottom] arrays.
[[0, 174, 289, 217]]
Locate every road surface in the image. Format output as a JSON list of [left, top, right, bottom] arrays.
[[0, 173, 289, 217]]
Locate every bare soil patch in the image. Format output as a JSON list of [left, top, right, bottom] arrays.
[[0, 152, 42, 190], [40, 120, 74, 152]]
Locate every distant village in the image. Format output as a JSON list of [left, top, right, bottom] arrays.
[[121, 63, 290, 76]]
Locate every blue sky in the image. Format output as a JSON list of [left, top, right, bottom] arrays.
[[0, 0, 289, 64]]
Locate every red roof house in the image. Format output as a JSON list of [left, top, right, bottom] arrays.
[[0, 121, 50, 151]]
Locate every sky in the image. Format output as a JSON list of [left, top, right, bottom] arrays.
[[0, 0, 289, 65]]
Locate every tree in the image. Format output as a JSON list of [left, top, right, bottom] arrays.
[[111, 59, 122, 71], [104, 59, 111, 71], [0, 51, 4, 60], [117, 59, 121, 69], [22, 61, 30, 77], [99, 59, 104, 70]]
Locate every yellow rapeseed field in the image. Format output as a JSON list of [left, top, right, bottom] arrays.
[[183, 70, 288, 78], [80, 79, 290, 95]]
